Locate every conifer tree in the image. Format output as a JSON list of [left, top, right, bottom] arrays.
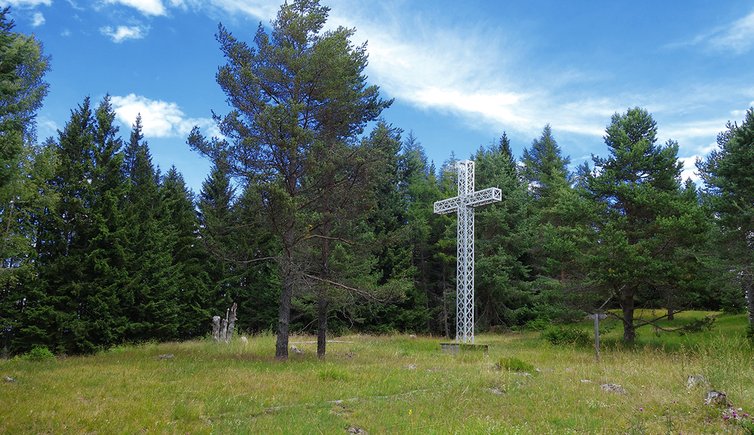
[[26, 97, 98, 353], [160, 167, 210, 339], [0, 7, 50, 354], [189, 0, 391, 359], [585, 107, 707, 342], [121, 116, 173, 341], [474, 134, 536, 329], [698, 107, 754, 332]]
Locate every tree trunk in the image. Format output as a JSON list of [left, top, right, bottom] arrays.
[[275, 230, 296, 360], [621, 287, 636, 343], [666, 291, 674, 321], [317, 296, 328, 359]]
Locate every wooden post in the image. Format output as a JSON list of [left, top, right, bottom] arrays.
[[212, 316, 221, 341], [590, 312, 607, 362], [226, 303, 237, 343]]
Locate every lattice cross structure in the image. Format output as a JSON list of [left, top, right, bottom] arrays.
[[434, 160, 502, 344]]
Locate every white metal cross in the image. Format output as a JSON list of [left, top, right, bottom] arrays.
[[434, 160, 502, 344]]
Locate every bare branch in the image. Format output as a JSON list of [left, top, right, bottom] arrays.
[[303, 273, 386, 302]]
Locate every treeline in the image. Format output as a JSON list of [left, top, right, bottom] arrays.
[[1, 3, 752, 358]]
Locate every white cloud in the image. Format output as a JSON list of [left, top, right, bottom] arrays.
[[708, 11, 754, 54], [670, 10, 754, 54], [31, 11, 44, 26], [196, 0, 278, 19], [110, 93, 218, 138], [678, 156, 701, 184], [104, 0, 166, 16], [0, 0, 50, 7], [100, 25, 147, 43]]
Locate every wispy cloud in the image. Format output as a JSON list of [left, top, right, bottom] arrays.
[[100, 25, 147, 43], [31, 11, 44, 26], [104, 0, 166, 16], [708, 11, 754, 54], [0, 0, 50, 7], [111, 93, 218, 138], [669, 10, 754, 54]]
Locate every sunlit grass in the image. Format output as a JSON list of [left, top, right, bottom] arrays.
[[1, 313, 752, 433]]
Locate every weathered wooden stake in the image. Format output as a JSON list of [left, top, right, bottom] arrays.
[[226, 302, 237, 343], [212, 316, 221, 341], [590, 312, 607, 362]]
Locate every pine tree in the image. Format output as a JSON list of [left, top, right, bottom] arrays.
[[585, 107, 707, 342], [189, 0, 391, 359]]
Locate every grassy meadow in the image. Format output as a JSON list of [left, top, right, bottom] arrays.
[[2, 311, 753, 433]]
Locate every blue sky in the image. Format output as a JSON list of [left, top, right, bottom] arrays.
[[4, 0, 754, 193]]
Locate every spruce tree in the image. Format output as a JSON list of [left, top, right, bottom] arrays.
[[474, 134, 536, 329], [121, 116, 173, 341], [26, 97, 98, 353], [698, 107, 754, 331], [160, 167, 210, 339]]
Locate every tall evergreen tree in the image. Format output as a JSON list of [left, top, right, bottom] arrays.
[[120, 116, 174, 342], [474, 134, 536, 329], [698, 107, 754, 332], [522, 125, 570, 203], [585, 107, 707, 342], [160, 167, 210, 339], [25, 97, 98, 353], [0, 7, 50, 355], [189, 0, 391, 359]]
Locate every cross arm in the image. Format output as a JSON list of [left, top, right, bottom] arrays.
[[466, 187, 502, 208], [433, 196, 459, 214]]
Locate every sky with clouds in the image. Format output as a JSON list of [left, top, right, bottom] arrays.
[[4, 0, 754, 192]]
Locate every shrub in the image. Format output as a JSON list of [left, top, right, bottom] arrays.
[[23, 345, 55, 361], [541, 326, 590, 346], [496, 357, 535, 373]]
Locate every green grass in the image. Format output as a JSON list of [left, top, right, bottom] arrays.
[[1, 312, 752, 433]]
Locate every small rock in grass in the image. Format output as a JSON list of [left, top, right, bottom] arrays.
[[4, 376, 16, 383], [408, 334, 417, 339], [157, 353, 174, 360], [290, 345, 303, 354], [580, 379, 592, 383], [347, 427, 367, 434], [407, 364, 416, 370], [686, 374, 707, 389], [704, 390, 730, 407], [240, 336, 248, 345], [600, 383, 626, 394], [487, 387, 505, 395]]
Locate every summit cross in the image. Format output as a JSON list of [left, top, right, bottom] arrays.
[[434, 160, 502, 344]]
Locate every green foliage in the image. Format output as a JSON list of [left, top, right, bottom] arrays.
[[496, 356, 535, 373], [583, 107, 709, 343], [22, 345, 54, 361], [541, 326, 590, 346], [678, 316, 716, 334]]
